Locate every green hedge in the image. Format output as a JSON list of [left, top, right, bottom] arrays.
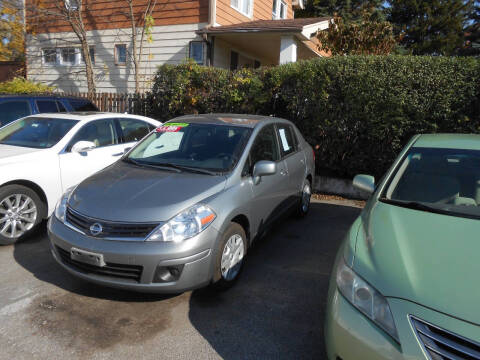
[[147, 56, 480, 178], [0, 77, 55, 94]]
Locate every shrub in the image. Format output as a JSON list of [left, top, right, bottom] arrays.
[[0, 77, 54, 94], [147, 56, 480, 178]]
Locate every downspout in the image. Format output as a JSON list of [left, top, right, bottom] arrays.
[[208, 0, 216, 27]]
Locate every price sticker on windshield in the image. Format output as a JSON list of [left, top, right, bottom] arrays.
[[156, 123, 189, 133]]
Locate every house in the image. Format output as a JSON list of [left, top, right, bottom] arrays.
[[25, 0, 330, 93]]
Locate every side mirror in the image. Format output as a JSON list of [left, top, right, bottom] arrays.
[[353, 174, 375, 194], [252, 160, 276, 185], [123, 147, 132, 154], [71, 141, 96, 154]]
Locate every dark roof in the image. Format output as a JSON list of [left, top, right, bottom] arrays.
[[197, 17, 331, 34], [167, 114, 290, 128], [0, 94, 92, 100]]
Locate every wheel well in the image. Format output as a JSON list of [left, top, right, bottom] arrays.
[[307, 174, 313, 185], [231, 214, 250, 243], [2, 180, 48, 215]]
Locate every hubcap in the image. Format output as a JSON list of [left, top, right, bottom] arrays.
[[302, 183, 312, 213], [220, 234, 245, 281], [0, 194, 37, 239]]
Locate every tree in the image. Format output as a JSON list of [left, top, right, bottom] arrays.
[[317, 5, 397, 55], [296, 0, 384, 21], [0, 0, 25, 61], [387, 0, 472, 55], [28, 0, 96, 96], [125, 0, 157, 94], [461, 0, 479, 55]]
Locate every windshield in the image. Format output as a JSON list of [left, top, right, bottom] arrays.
[[127, 122, 252, 172], [0, 117, 78, 149], [382, 147, 480, 219]]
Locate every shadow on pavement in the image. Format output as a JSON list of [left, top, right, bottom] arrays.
[[188, 202, 361, 360], [12, 222, 171, 303]]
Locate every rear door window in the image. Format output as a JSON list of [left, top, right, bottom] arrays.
[[68, 99, 98, 111], [36, 100, 59, 113], [0, 100, 31, 126], [276, 124, 296, 157], [117, 118, 151, 143], [56, 101, 67, 112]]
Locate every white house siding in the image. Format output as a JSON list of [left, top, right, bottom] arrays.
[[26, 23, 207, 93]]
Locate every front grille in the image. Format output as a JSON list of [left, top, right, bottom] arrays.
[[66, 207, 158, 239], [411, 316, 480, 360], [56, 246, 143, 283]]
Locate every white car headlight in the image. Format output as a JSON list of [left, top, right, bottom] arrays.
[[336, 257, 399, 343], [146, 204, 216, 242], [54, 187, 75, 223]]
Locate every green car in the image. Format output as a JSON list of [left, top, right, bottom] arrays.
[[325, 134, 480, 360]]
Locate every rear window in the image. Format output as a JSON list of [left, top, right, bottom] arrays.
[[68, 99, 98, 111], [0, 100, 31, 127]]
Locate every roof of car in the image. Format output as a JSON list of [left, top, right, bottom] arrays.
[[0, 94, 92, 100], [414, 134, 480, 151], [166, 114, 291, 128], [27, 112, 159, 123]]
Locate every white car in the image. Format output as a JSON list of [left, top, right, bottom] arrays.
[[0, 112, 161, 244]]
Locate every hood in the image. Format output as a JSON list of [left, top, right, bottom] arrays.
[[0, 144, 44, 162], [68, 161, 227, 222], [354, 201, 480, 324]]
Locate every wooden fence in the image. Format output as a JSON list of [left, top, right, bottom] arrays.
[[62, 92, 150, 115]]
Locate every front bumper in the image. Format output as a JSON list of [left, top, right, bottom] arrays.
[[325, 288, 480, 360], [48, 215, 220, 293]]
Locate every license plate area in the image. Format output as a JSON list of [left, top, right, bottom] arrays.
[[70, 247, 106, 267]]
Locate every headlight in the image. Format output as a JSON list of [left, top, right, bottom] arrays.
[[336, 257, 399, 343], [146, 204, 216, 242], [54, 187, 75, 223]]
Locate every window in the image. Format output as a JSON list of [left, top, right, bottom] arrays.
[[81, 46, 95, 64], [68, 99, 98, 111], [0, 100, 31, 127], [0, 117, 78, 149], [248, 125, 280, 172], [115, 44, 127, 65], [61, 47, 76, 65], [231, 0, 253, 17], [36, 100, 59, 113], [273, 0, 287, 19], [117, 118, 151, 143], [56, 101, 67, 112], [230, 51, 239, 70], [65, 0, 79, 10], [276, 124, 296, 157], [43, 49, 57, 65], [189, 41, 204, 65], [69, 119, 116, 150]]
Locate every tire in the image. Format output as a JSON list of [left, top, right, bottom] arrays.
[[296, 178, 312, 218], [0, 185, 46, 245], [212, 222, 247, 290]]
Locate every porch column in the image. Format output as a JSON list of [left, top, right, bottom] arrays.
[[279, 36, 297, 64]]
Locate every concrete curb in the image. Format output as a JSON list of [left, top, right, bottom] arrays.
[[314, 176, 370, 200]]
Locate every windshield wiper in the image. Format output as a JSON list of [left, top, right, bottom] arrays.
[[379, 198, 451, 215], [158, 163, 219, 176], [122, 158, 181, 172]]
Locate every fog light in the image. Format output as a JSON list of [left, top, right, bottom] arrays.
[[153, 265, 184, 283]]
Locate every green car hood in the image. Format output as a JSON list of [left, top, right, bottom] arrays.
[[354, 201, 480, 325]]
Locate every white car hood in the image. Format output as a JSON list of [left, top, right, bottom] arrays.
[[0, 144, 45, 161]]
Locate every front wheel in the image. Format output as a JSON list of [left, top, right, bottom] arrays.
[[212, 222, 247, 290], [0, 185, 45, 245]]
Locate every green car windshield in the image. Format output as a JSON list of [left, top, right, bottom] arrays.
[[126, 123, 252, 172], [382, 147, 480, 219]]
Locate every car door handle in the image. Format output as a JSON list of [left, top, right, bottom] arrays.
[[280, 169, 288, 176], [300, 159, 305, 164]]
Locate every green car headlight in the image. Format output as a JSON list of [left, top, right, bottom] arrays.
[[336, 257, 399, 343]]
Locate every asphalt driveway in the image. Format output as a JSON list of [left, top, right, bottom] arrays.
[[0, 199, 361, 360]]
